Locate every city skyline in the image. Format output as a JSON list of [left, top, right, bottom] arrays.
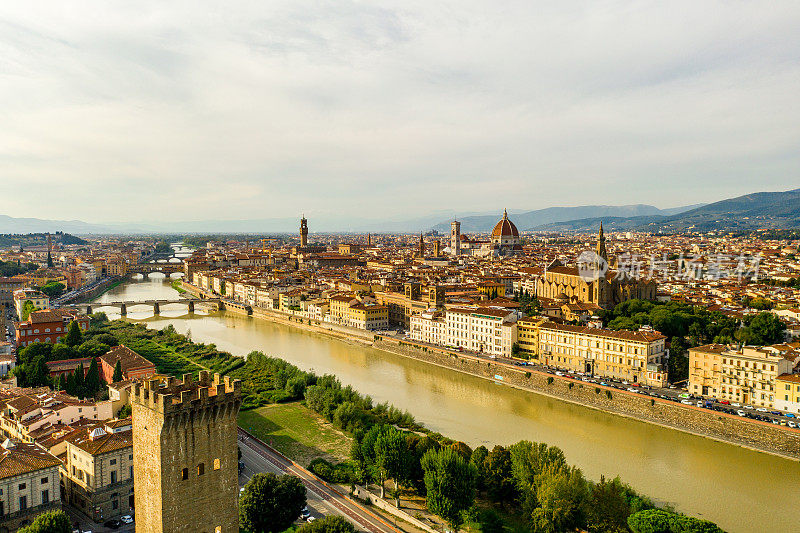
[[2, 2, 799, 222]]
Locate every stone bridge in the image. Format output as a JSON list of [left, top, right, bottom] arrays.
[[75, 297, 222, 316], [129, 262, 184, 275]]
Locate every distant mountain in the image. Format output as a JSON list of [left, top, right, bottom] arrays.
[[430, 204, 701, 233], [0, 215, 125, 234], [531, 188, 800, 233]]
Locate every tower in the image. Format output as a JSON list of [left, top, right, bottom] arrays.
[[300, 215, 308, 248], [450, 220, 461, 256], [596, 222, 608, 264], [433, 239, 441, 257], [46, 233, 53, 268], [367, 233, 371, 246], [418, 234, 425, 258], [132, 372, 242, 533]]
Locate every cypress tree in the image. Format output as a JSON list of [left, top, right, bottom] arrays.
[[84, 358, 102, 397], [74, 364, 86, 399], [64, 321, 83, 347], [112, 360, 124, 383]]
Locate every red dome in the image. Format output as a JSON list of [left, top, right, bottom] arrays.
[[491, 210, 519, 238]]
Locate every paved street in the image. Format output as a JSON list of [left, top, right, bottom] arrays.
[[238, 429, 400, 533]]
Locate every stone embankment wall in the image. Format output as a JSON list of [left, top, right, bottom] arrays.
[[374, 338, 800, 460]]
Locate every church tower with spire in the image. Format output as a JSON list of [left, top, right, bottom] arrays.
[[596, 222, 608, 264]]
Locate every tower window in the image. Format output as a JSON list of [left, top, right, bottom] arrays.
[[198, 463, 205, 476], [181, 468, 188, 480]]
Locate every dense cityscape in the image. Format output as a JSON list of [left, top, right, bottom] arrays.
[[3, 2, 800, 533], [0, 205, 799, 532]]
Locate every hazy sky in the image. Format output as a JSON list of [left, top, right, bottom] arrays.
[[1, 1, 799, 223]]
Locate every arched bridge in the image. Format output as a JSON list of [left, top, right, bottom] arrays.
[[74, 297, 222, 316], [129, 263, 184, 275]]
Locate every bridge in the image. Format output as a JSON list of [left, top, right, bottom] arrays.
[[129, 262, 184, 275], [73, 297, 222, 316]]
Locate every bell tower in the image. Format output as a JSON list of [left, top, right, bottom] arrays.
[[596, 222, 608, 264], [300, 215, 308, 248], [450, 220, 461, 256]]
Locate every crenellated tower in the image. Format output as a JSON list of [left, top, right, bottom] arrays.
[[300, 216, 309, 247], [132, 371, 242, 533]]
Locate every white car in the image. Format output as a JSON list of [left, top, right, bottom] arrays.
[[731, 403, 741, 407], [737, 410, 746, 417], [555, 371, 564, 376], [788, 421, 798, 428], [756, 407, 768, 412], [121, 515, 134, 524], [681, 400, 692, 405], [744, 405, 754, 410], [306, 516, 316, 523]]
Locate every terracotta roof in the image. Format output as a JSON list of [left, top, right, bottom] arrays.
[[65, 420, 132, 455], [99, 345, 155, 373], [0, 442, 61, 480], [777, 374, 800, 384], [540, 321, 666, 342]]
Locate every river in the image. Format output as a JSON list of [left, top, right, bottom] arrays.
[[92, 274, 799, 533]]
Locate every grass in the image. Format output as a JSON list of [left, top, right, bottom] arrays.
[[238, 402, 353, 467], [171, 279, 187, 294]]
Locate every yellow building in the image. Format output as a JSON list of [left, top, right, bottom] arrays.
[[517, 316, 546, 359], [688, 344, 726, 397], [775, 374, 800, 414], [719, 346, 796, 408], [524, 321, 668, 386]]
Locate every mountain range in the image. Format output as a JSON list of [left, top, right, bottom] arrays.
[[2, 187, 799, 235], [533, 188, 800, 233]]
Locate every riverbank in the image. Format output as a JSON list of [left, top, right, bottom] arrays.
[[178, 281, 800, 461]]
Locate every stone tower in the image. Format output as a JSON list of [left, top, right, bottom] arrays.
[[596, 222, 608, 264], [418, 234, 425, 258], [450, 220, 461, 256], [132, 372, 242, 533], [433, 239, 441, 257], [300, 216, 308, 247]]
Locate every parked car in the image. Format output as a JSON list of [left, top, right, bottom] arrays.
[[736, 410, 746, 417], [756, 407, 768, 412], [785, 413, 796, 418], [789, 421, 798, 428], [120, 515, 134, 524], [719, 400, 730, 405], [681, 400, 692, 405]]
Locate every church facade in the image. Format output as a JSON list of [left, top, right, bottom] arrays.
[[535, 224, 657, 309]]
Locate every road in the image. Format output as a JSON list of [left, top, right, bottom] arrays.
[[237, 429, 400, 533]]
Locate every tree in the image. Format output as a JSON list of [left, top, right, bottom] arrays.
[[118, 403, 132, 418], [421, 447, 477, 531], [297, 515, 355, 533], [586, 476, 632, 533], [84, 358, 103, 397], [73, 364, 86, 399], [736, 312, 786, 345], [63, 320, 83, 347], [239, 472, 306, 533], [22, 300, 38, 320], [484, 445, 516, 506], [112, 360, 124, 383], [627, 509, 675, 533], [18, 509, 71, 533], [374, 426, 412, 506], [529, 465, 588, 533], [469, 445, 489, 491]]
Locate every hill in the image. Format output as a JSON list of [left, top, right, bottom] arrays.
[[431, 204, 701, 233]]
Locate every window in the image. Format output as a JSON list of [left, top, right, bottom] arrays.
[[41, 477, 48, 484], [198, 463, 205, 476], [213, 459, 221, 470], [110, 459, 116, 465], [41, 490, 49, 504], [18, 483, 26, 490], [181, 468, 188, 480], [19, 495, 27, 511], [130, 466, 133, 479], [112, 498, 119, 510], [111, 470, 117, 484]]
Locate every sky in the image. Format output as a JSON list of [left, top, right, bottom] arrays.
[[1, 1, 799, 224]]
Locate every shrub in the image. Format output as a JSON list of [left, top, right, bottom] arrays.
[[547, 377, 554, 385], [568, 382, 574, 389], [595, 387, 601, 394], [606, 390, 613, 400]]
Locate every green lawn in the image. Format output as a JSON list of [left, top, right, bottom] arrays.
[[238, 402, 353, 466]]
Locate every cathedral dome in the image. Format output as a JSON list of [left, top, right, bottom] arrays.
[[491, 209, 519, 238]]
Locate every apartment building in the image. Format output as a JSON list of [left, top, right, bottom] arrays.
[[0, 389, 112, 445], [775, 374, 800, 414], [719, 347, 797, 408], [14, 309, 89, 347], [13, 289, 49, 320], [445, 307, 518, 356], [536, 322, 669, 386], [0, 441, 62, 531], [688, 344, 727, 397], [62, 419, 134, 522], [409, 311, 447, 346]]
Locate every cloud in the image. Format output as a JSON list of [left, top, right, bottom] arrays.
[[0, 1, 799, 223]]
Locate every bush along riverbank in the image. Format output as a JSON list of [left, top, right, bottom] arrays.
[[86, 318, 722, 533]]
